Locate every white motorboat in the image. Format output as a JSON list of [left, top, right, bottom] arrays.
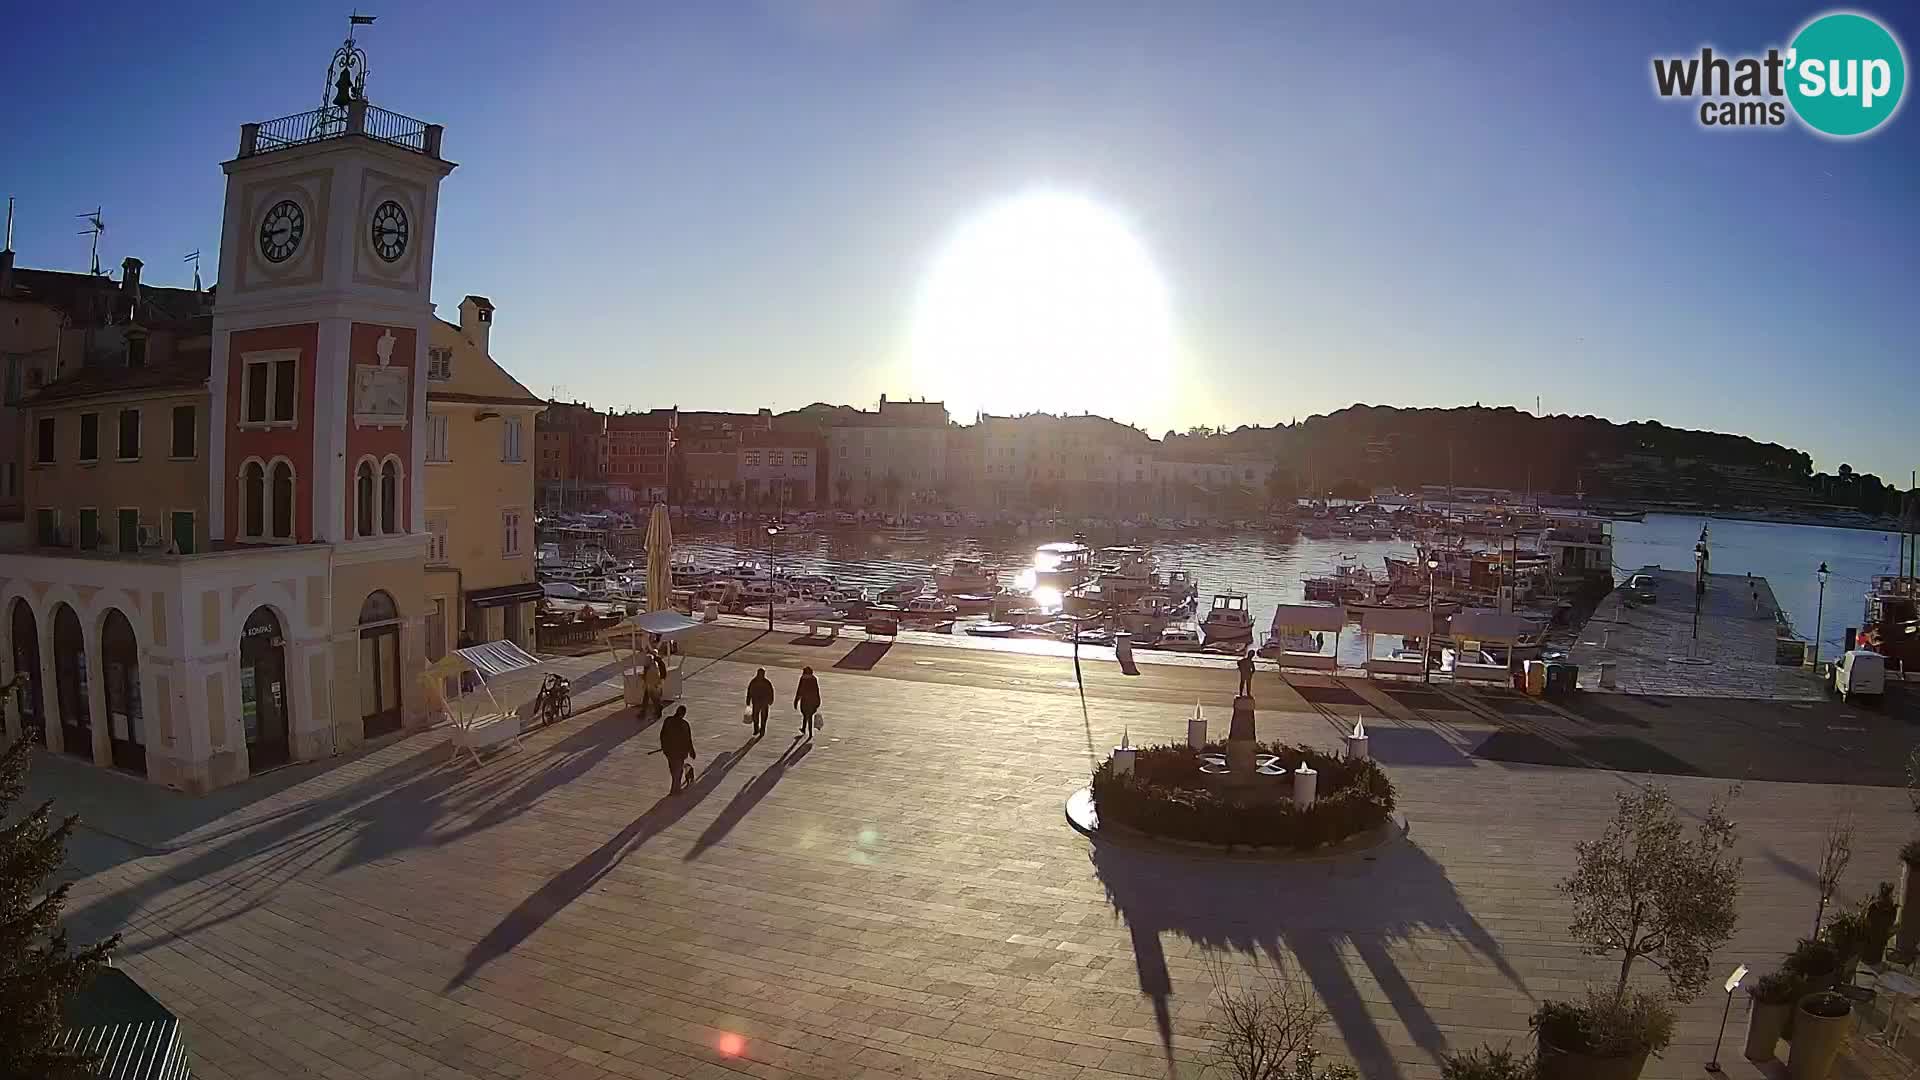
[[964, 622, 1020, 638], [904, 595, 958, 619], [824, 587, 868, 610], [1092, 546, 1154, 595], [1200, 591, 1254, 645], [935, 557, 996, 595], [1033, 542, 1094, 589], [1150, 627, 1204, 652], [876, 580, 927, 605], [950, 593, 995, 614]]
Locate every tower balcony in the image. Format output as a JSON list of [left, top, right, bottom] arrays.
[[239, 100, 444, 160]]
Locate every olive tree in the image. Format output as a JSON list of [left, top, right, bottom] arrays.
[[1560, 784, 1741, 1002], [1203, 957, 1357, 1080]]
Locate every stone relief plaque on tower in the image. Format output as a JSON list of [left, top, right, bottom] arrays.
[[353, 328, 409, 428]]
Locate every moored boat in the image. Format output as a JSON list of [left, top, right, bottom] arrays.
[[1200, 591, 1254, 645]]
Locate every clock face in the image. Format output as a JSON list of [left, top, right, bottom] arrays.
[[370, 200, 409, 262], [258, 200, 305, 263]]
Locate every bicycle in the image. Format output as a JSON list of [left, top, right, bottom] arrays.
[[532, 673, 572, 727]]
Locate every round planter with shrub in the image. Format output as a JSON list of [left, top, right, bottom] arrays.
[[1088, 742, 1395, 850], [1786, 991, 1852, 1080], [1532, 993, 1672, 1080]]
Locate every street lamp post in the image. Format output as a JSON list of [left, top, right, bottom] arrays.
[[1423, 557, 1440, 683], [1814, 561, 1830, 668], [766, 525, 781, 631]]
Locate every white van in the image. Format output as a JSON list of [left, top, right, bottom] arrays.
[[1827, 649, 1886, 704]]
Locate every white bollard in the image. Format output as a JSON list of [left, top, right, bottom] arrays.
[[701, 600, 720, 623], [1187, 705, 1207, 749], [1111, 745, 1136, 776], [1292, 763, 1317, 808], [1598, 661, 1616, 689]]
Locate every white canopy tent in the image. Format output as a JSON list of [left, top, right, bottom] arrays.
[[1266, 603, 1344, 671], [612, 608, 708, 707], [424, 640, 543, 764], [1358, 606, 1431, 678]]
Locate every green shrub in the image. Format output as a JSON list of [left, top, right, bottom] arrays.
[[1824, 909, 1868, 961], [1441, 1042, 1537, 1080], [1783, 937, 1840, 982], [1747, 970, 1800, 1005], [1089, 743, 1395, 849], [1862, 882, 1898, 963], [1531, 989, 1674, 1059]]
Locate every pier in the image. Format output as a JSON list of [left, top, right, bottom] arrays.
[[1569, 566, 1820, 699]]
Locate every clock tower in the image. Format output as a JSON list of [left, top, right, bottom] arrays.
[[209, 29, 454, 548]]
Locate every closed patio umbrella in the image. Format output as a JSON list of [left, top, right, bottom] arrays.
[[645, 503, 673, 614]]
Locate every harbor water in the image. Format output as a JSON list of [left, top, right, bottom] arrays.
[[651, 512, 1909, 661]]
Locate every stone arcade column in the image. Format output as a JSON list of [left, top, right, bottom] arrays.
[[84, 629, 111, 769], [36, 614, 63, 756]]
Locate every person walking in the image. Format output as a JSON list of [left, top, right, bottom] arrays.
[[660, 705, 696, 794], [1237, 649, 1256, 697], [746, 667, 774, 736], [640, 655, 665, 723], [794, 666, 821, 740]]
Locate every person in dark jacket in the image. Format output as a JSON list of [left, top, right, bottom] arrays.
[[1237, 650, 1256, 697], [794, 666, 821, 739], [746, 668, 774, 736], [660, 705, 696, 793]]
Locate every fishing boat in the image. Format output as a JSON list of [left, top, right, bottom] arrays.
[[1149, 627, 1205, 652], [904, 595, 959, 619], [1033, 541, 1095, 589], [950, 593, 995, 614], [964, 622, 1021, 638], [824, 587, 868, 612], [876, 580, 928, 605], [1858, 574, 1920, 670], [936, 557, 996, 594], [1200, 591, 1254, 645], [1148, 569, 1199, 609]]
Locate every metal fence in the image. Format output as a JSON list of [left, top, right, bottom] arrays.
[[247, 104, 430, 157]]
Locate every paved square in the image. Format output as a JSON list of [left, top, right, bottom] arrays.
[[44, 640, 1920, 1079]]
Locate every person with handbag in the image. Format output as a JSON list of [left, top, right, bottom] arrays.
[[660, 705, 696, 793], [745, 668, 774, 736], [793, 666, 821, 740]]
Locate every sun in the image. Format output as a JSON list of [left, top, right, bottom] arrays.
[[907, 192, 1176, 426]]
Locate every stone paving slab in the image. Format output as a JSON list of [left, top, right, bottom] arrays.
[[44, 645, 1920, 1080], [1571, 568, 1820, 700]]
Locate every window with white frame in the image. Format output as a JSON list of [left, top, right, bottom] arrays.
[[427, 414, 450, 462], [426, 512, 449, 564], [427, 346, 453, 381], [242, 354, 297, 425], [501, 510, 522, 557], [502, 417, 524, 462]]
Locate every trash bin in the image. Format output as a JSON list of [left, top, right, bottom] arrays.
[[1546, 662, 1578, 696], [1524, 660, 1548, 697], [1114, 631, 1133, 664]]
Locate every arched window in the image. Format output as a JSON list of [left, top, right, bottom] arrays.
[[380, 459, 398, 534], [270, 462, 294, 540], [242, 461, 265, 538], [358, 590, 398, 624], [356, 461, 375, 538]]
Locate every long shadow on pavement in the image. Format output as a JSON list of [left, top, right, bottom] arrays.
[[445, 740, 755, 991], [1090, 835, 1527, 1080], [681, 739, 812, 861]]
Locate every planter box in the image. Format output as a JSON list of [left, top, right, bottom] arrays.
[[1538, 1041, 1649, 1080], [1786, 994, 1851, 1080], [1743, 998, 1791, 1061]]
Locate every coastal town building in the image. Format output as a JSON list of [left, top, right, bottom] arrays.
[[534, 399, 605, 510], [423, 297, 543, 659], [826, 395, 948, 508], [0, 37, 456, 792], [737, 428, 823, 507], [672, 409, 772, 504], [601, 407, 675, 504]]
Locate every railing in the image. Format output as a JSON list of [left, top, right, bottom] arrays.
[[241, 102, 439, 158]]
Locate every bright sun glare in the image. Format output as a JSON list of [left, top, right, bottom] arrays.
[[909, 192, 1176, 427]]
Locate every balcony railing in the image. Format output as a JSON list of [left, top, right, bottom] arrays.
[[241, 101, 442, 159]]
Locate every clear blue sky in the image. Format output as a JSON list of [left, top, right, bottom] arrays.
[[6, 2, 1916, 480]]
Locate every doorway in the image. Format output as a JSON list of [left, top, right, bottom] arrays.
[[51, 604, 90, 759], [100, 610, 146, 775], [358, 591, 402, 738], [240, 607, 291, 770], [9, 600, 44, 746]]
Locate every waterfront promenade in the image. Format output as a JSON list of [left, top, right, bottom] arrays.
[[41, 632, 1920, 1080]]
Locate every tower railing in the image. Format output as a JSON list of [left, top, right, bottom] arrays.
[[240, 101, 441, 159]]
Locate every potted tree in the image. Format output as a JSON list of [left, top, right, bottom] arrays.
[[1860, 882, 1898, 967], [1822, 909, 1867, 984], [1782, 937, 1841, 991], [1742, 971, 1799, 1061], [1786, 990, 1852, 1080], [1543, 786, 1739, 1080], [1895, 838, 1920, 962]]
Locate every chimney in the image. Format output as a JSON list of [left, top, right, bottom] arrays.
[[0, 249, 12, 298], [120, 257, 143, 322], [459, 295, 495, 354]]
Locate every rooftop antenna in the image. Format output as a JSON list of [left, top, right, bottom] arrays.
[[4, 196, 13, 251], [76, 208, 105, 275], [183, 250, 202, 293]]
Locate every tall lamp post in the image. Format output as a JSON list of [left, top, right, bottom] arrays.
[[1423, 556, 1441, 683], [1814, 561, 1830, 668], [766, 525, 781, 631]]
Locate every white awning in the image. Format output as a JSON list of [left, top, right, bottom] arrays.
[[454, 640, 542, 679], [1268, 603, 1346, 633], [618, 609, 706, 638], [1358, 606, 1432, 637]]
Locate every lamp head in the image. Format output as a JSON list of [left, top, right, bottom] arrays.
[[1817, 561, 1830, 584]]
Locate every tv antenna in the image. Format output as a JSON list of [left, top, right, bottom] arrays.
[[77, 208, 105, 275], [184, 250, 203, 292]]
